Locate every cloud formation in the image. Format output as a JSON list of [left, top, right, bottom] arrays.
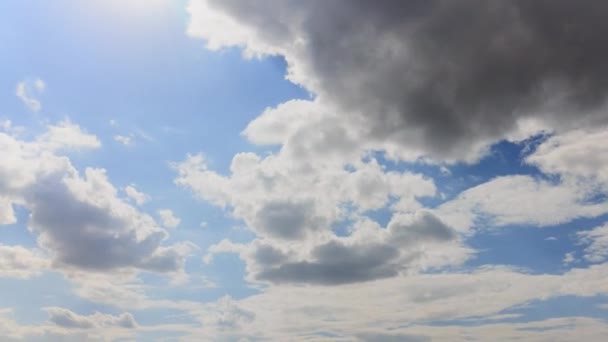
[[45, 307, 137, 329], [158, 209, 181, 229], [0, 123, 189, 273], [189, 0, 608, 160], [205, 211, 468, 285]]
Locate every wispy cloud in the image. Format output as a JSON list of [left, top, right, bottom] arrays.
[[16, 78, 45, 112]]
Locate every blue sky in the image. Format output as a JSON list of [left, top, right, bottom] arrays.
[[1, 1, 608, 341]]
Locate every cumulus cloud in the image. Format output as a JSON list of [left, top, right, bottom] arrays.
[[256, 240, 400, 285], [16, 78, 45, 112], [45, 307, 137, 329], [189, 0, 608, 161], [37, 120, 101, 150], [253, 200, 322, 240], [205, 211, 469, 285], [0, 123, 189, 273], [176, 143, 457, 285], [26, 167, 185, 272], [158, 209, 181, 229], [124, 184, 148, 205], [175, 152, 435, 240]]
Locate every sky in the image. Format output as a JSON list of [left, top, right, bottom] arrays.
[[1, 0, 608, 341]]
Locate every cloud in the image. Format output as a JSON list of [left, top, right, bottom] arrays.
[[242, 99, 326, 146], [16, 78, 45, 112], [577, 223, 608, 263], [435, 175, 608, 233], [114, 135, 132, 146], [213, 296, 255, 330], [256, 240, 401, 285], [0, 123, 189, 273], [563, 252, 576, 266], [176, 146, 456, 285], [253, 200, 322, 240], [185, 263, 608, 340], [206, 211, 469, 285], [26, 167, 183, 272], [158, 209, 181, 229], [356, 333, 430, 342], [526, 128, 608, 191], [0, 307, 141, 341], [37, 120, 101, 150], [189, 0, 608, 161], [0, 245, 49, 279], [0, 197, 16, 225], [203, 239, 244, 264], [435, 129, 608, 233], [45, 307, 137, 329], [124, 185, 148, 205], [174, 152, 435, 241]]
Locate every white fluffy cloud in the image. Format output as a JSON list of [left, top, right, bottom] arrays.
[[175, 136, 446, 285], [527, 128, 608, 191], [158, 209, 181, 229], [436, 175, 608, 233], [175, 151, 435, 238], [124, 184, 149, 205], [435, 129, 608, 233], [37, 120, 101, 150]]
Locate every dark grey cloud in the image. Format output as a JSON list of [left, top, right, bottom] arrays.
[[252, 243, 286, 266], [257, 241, 400, 285], [388, 211, 456, 247], [199, 0, 608, 159], [254, 200, 322, 240]]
